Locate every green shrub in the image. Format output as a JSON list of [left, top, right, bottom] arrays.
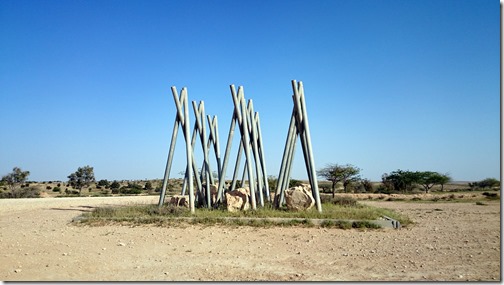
[[53, 187, 61, 192], [120, 187, 142, 195]]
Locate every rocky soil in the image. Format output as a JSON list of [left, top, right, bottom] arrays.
[[0, 195, 500, 281]]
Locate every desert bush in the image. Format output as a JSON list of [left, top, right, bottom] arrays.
[[120, 187, 142, 195], [0, 187, 40, 198], [469, 178, 500, 190], [53, 187, 61, 192], [110, 181, 121, 190], [97, 179, 110, 188], [46, 186, 52, 190], [144, 182, 153, 190], [482, 192, 499, 200], [386, 197, 405, 201], [289, 179, 303, 188], [375, 184, 394, 194]]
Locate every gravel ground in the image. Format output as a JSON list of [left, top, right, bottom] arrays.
[[0, 195, 500, 281]]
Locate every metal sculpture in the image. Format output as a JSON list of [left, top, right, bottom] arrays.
[[214, 85, 270, 209], [274, 80, 322, 212], [158, 80, 320, 213]]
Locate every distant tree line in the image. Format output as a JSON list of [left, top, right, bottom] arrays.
[[315, 163, 499, 196], [0, 164, 500, 199]]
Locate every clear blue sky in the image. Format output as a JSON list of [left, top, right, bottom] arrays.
[[0, 0, 500, 182]]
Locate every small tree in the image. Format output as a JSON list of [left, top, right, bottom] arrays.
[[1, 167, 30, 190], [97, 179, 110, 188], [67, 165, 95, 194], [381, 170, 419, 193], [416, 171, 451, 193], [110, 180, 120, 189], [360, 179, 374, 193], [317, 163, 361, 197], [144, 181, 153, 190], [470, 178, 500, 189], [437, 173, 452, 191]]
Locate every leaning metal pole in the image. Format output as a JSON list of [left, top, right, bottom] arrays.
[[159, 86, 187, 207]]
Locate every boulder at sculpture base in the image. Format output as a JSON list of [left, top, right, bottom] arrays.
[[169, 195, 189, 208], [285, 186, 315, 211], [225, 187, 250, 212]]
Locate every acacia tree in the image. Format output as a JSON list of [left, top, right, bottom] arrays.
[[381, 170, 419, 193], [382, 170, 452, 193], [1, 167, 30, 190], [68, 165, 95, 194], [417, 171, 452, 193], [317, 163, 361, 197]]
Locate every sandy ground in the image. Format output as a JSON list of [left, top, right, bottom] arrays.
[[0, 195, 500, 281]]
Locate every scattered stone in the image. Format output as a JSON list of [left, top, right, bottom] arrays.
[[118, 242, 126, 247], [14, 269, 21, 273]]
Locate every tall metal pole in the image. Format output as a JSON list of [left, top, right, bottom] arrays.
[[238, 87, 257, 210], [255, 113, 270, 202], [247, 100, 264, 207], [183, 91, 195, 214], [159, 86, 186, 207], [292, 80, 322, 213]]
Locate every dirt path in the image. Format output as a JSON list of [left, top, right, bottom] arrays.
[[0, 196, 500, 281]]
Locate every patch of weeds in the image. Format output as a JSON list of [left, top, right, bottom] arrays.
[[333, 196, 359, 207], [411, 197, 422, 201], [386, 197, 405, 201], [475, 201, 487, 206], [320, 220, 352, 229], [431, 197, 441, 202], [351, 221, 381, 229]]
